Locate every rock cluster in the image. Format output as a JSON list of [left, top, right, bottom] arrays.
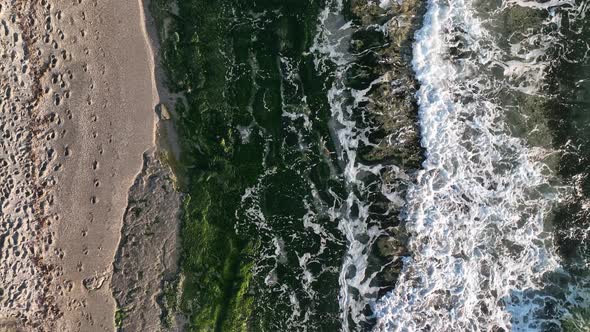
[[349, 0, 425, 283]]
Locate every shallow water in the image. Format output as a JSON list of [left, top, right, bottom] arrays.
[[152, 0, 590, 330], [374, 1, 590, 330]]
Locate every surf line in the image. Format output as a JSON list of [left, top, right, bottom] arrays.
[[374, 0, 563, 330]]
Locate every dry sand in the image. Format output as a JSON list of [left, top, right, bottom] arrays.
[[0, 0, 181, 331]]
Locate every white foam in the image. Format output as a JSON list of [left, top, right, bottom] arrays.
[[311, 1, 403, 329], [373, 0, 569, 330], [504, 0, 575, 10]]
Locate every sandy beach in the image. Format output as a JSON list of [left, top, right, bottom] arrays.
[[49, 0, 156, 330], [0, 0, 179, 330]]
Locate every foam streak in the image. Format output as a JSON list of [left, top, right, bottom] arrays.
[[374, 0, 563, 330]]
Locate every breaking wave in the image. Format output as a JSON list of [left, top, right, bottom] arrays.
[[374, 0, 589, 330]]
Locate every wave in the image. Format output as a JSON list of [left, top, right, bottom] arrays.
[[373, 0, 580, 330]]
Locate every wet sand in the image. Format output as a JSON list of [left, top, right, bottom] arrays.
[[0, 0, 174, 330]]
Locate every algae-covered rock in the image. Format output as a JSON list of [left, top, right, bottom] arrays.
[[350, 0, 424, 168], [347, 0, 425, 290], [157, 102, 172, 120], [502, 5, 546, 36], [562, 307, 590, 332]]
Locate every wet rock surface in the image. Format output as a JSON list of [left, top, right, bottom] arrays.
[[111, 148, 184, 332], [351, 0, 424, 167], [143, 0, 429, 329], [349, 0, 425, 289]]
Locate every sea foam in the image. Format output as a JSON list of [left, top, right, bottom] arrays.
[[373, 0, 571, 330]]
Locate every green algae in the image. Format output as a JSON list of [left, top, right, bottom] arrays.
[[159, 275, 182, 328], [181, 190, 257, 331], [149, 0, 332, 329], [149, 0, 262, 329], [562, 307, 590, 332], [114, 308, 127, 329], [149, 0, 430, 329]]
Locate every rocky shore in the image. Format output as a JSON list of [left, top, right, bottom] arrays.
[[349, 0, 425, 290]]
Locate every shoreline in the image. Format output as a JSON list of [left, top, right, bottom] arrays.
[[108, 0, 185, 330], [140, 0, 184, 162], [3, 0, 587, 331]]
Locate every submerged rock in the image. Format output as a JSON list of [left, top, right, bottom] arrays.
[[351, 0, 424, 168], [349, 0, 425, 287]]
